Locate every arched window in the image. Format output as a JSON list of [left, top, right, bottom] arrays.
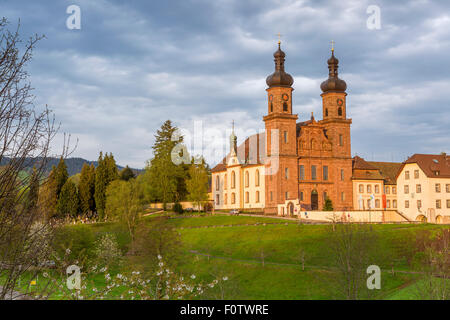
[[283, 102, 288, 112], [255, 169, 260, 186], [231, 171, 236, 189], [256, 191, 260, 203], [231, 193, 236, 204], [215, 175, 220, 191], [325, 108, 328, 117], [338, 107, 343, 116], [245, 171, 249, 187], [245, 192, 249, 203]]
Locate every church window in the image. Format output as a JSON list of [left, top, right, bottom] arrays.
[[340, 169, 345, 181], [325, 109, 328, 117], [341, 192, 345, 201], [311, 165, 317, 180], [256, 191, 260, 203], [339, 134, 343, 146], [270, 103, 273, 113], [284, 131, 288, 143], [231, 171, 236, 189], [216, 194, 220, 205], [338, 107, 343, 116], [285, 167, 289, 179], [255, 170, 260, 186], [323, 166, 328, 181], [245, 192, 249, 203], [299, 165, 305, 180], [245, 171, 249, 187], [231, 193, 236, 204], [283, 102, 288, 112], [215, 175, 220, 191], [300, 191, 304, 201], [285, 191, 289, 200]]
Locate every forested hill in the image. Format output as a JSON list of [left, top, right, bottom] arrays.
[[0, 157, 142, 176]]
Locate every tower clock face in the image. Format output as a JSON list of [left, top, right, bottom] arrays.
[[337, 98, 344, 106], [282, 93, 289, 101]]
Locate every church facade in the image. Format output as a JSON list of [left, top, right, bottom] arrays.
[[212, 43, 354, 215]]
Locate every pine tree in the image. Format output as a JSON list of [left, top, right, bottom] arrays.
[[79, 163, 96, 215], [54, 157, 68, 199], [56, 180, 79, 217], [186, 157, 209, 212], [323, 197, 334, 211], [146, 120, 189, 209], [25, 167, 40, 212], [120, 165, 135, 181], [95, 152, 119, 219], [38, 168, 58, 218]]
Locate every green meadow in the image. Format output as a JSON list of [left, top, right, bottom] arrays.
[[17, 214, 449, 299]]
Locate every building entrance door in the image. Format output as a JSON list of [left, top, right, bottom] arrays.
[[311, 190, 318, 211]]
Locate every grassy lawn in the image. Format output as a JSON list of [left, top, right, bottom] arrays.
[[9, 214, 448, 299]]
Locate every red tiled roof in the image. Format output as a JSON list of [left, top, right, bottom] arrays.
[[401, 153, 450, 178], [352, 156, 377, 170], [367, 161, 402, 185]]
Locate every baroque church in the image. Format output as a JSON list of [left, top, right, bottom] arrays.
[[211, 42, 353, 215]]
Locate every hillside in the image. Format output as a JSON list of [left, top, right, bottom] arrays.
[[0, 157, 142, 177]]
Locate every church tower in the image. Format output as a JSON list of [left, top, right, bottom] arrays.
[[263, 42, 298, 214], [319, 46, 353, 209]]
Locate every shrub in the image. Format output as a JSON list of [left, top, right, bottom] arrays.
[[173, 202, 184, 214], [93, 233, 123, 270]]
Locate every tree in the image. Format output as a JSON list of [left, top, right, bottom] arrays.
[[323, 197, 333, 211], [186, 157, 209, 212], [120, 165, 135, 181], [56, 180, 79, 217], [0, 18, 63, 299], [54, 157, 68, 198], [38, 168, 58, 218], [79, 163, 96, 215], [328, 223, 379, 299], [24, 167, 40, 212], [146, 120, 188, 209], [105, 179, 143, 253], [95, 152, 118, 219]]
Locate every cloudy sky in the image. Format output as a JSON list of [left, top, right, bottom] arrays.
[[1, 0, 449, 168]]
